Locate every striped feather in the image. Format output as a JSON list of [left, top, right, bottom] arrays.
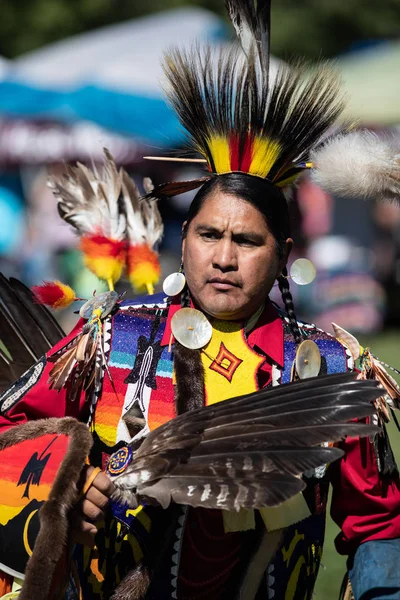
[[137, 472, 305, 511], [112, 373, 381, 511]]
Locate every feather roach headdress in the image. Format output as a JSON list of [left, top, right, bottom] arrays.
[[147, 0, 345, 200]]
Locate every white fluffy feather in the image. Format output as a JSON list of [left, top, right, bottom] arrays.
[[310, 130, 400, 202]]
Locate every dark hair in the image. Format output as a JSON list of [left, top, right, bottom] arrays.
[[182, 173, 302, 344]]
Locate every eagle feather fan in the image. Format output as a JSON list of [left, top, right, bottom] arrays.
[[111, 373, 381, 512]]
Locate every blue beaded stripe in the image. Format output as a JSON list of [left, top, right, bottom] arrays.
[[281, 319, 349, 383]]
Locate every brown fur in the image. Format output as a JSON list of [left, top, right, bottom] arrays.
[[0, 417, 93, 600], [173, 341, 205, 415], [110, 563, 150, 600]]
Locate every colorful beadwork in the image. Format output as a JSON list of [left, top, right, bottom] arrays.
[[106, 446, 133, 476]]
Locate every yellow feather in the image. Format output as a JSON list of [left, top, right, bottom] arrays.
[[249, 137, 281, 178], [275, 172, 301, 188], [129, 262, 160, 294], [84, 256, 124, 285], [56, 282, 77, 308], [206, 136, 231, 173]]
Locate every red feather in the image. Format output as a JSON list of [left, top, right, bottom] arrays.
[[31, 281, 77, 309]]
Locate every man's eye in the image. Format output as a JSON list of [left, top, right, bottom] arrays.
[[237, 238, 256, 246], [201, 232, 218, 239]]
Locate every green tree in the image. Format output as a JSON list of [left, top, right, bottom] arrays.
[[1, 0, 399, 59]]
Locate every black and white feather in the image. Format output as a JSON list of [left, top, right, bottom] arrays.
[[48, 148, 126, 240], [111, 373, 380, 512], [225, 0, 271, 72], [121, 173, 163, 247]]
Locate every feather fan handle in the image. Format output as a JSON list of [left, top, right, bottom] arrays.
[[32, 281, 79, 309], [310, 130, 400, 202]]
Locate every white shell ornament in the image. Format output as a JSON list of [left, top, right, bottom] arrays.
[[79, 291, 118, 320], [171, 308, 212, 349], [295, 340, 321, 379], [290, 259, 316, 285], [163, 272, 186, 297]]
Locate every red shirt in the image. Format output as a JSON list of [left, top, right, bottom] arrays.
[[330, 433, 400, 555], [1, 299, 399, 556]]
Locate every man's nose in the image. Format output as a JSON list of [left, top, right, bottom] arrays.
[[212, 239, 238, 271]]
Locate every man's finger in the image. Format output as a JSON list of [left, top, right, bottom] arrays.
[[87, 467, 115, 497], [81, 498, 105, 522], [85, 485, 110, 511], [70, 514, 98, 548]]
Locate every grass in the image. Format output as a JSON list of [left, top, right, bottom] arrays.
[[314, 329, 400, 600]]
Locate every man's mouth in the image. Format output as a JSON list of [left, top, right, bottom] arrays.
[[208, 278, 240, 290]]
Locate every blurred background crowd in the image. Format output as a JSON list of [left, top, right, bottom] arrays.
[[0, 1, 399, 597]]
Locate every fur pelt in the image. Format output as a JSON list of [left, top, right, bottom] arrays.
[[311, 130, 400, 202], [0, 417, 93, 600], [110, 563, 150, 600], [173, 341, 205, 415]]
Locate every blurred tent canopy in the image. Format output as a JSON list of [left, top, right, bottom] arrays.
[[0, 6, 285, 163], [0, 8, 227, 146], [339, 41, 400, 125], [0, 5, 397, 162], [0, 119, 142, 166]]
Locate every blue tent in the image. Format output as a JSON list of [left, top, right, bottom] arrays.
[[0, 8, 227, 146]]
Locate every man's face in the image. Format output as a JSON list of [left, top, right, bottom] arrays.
[[182, 191, 292, 321]]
